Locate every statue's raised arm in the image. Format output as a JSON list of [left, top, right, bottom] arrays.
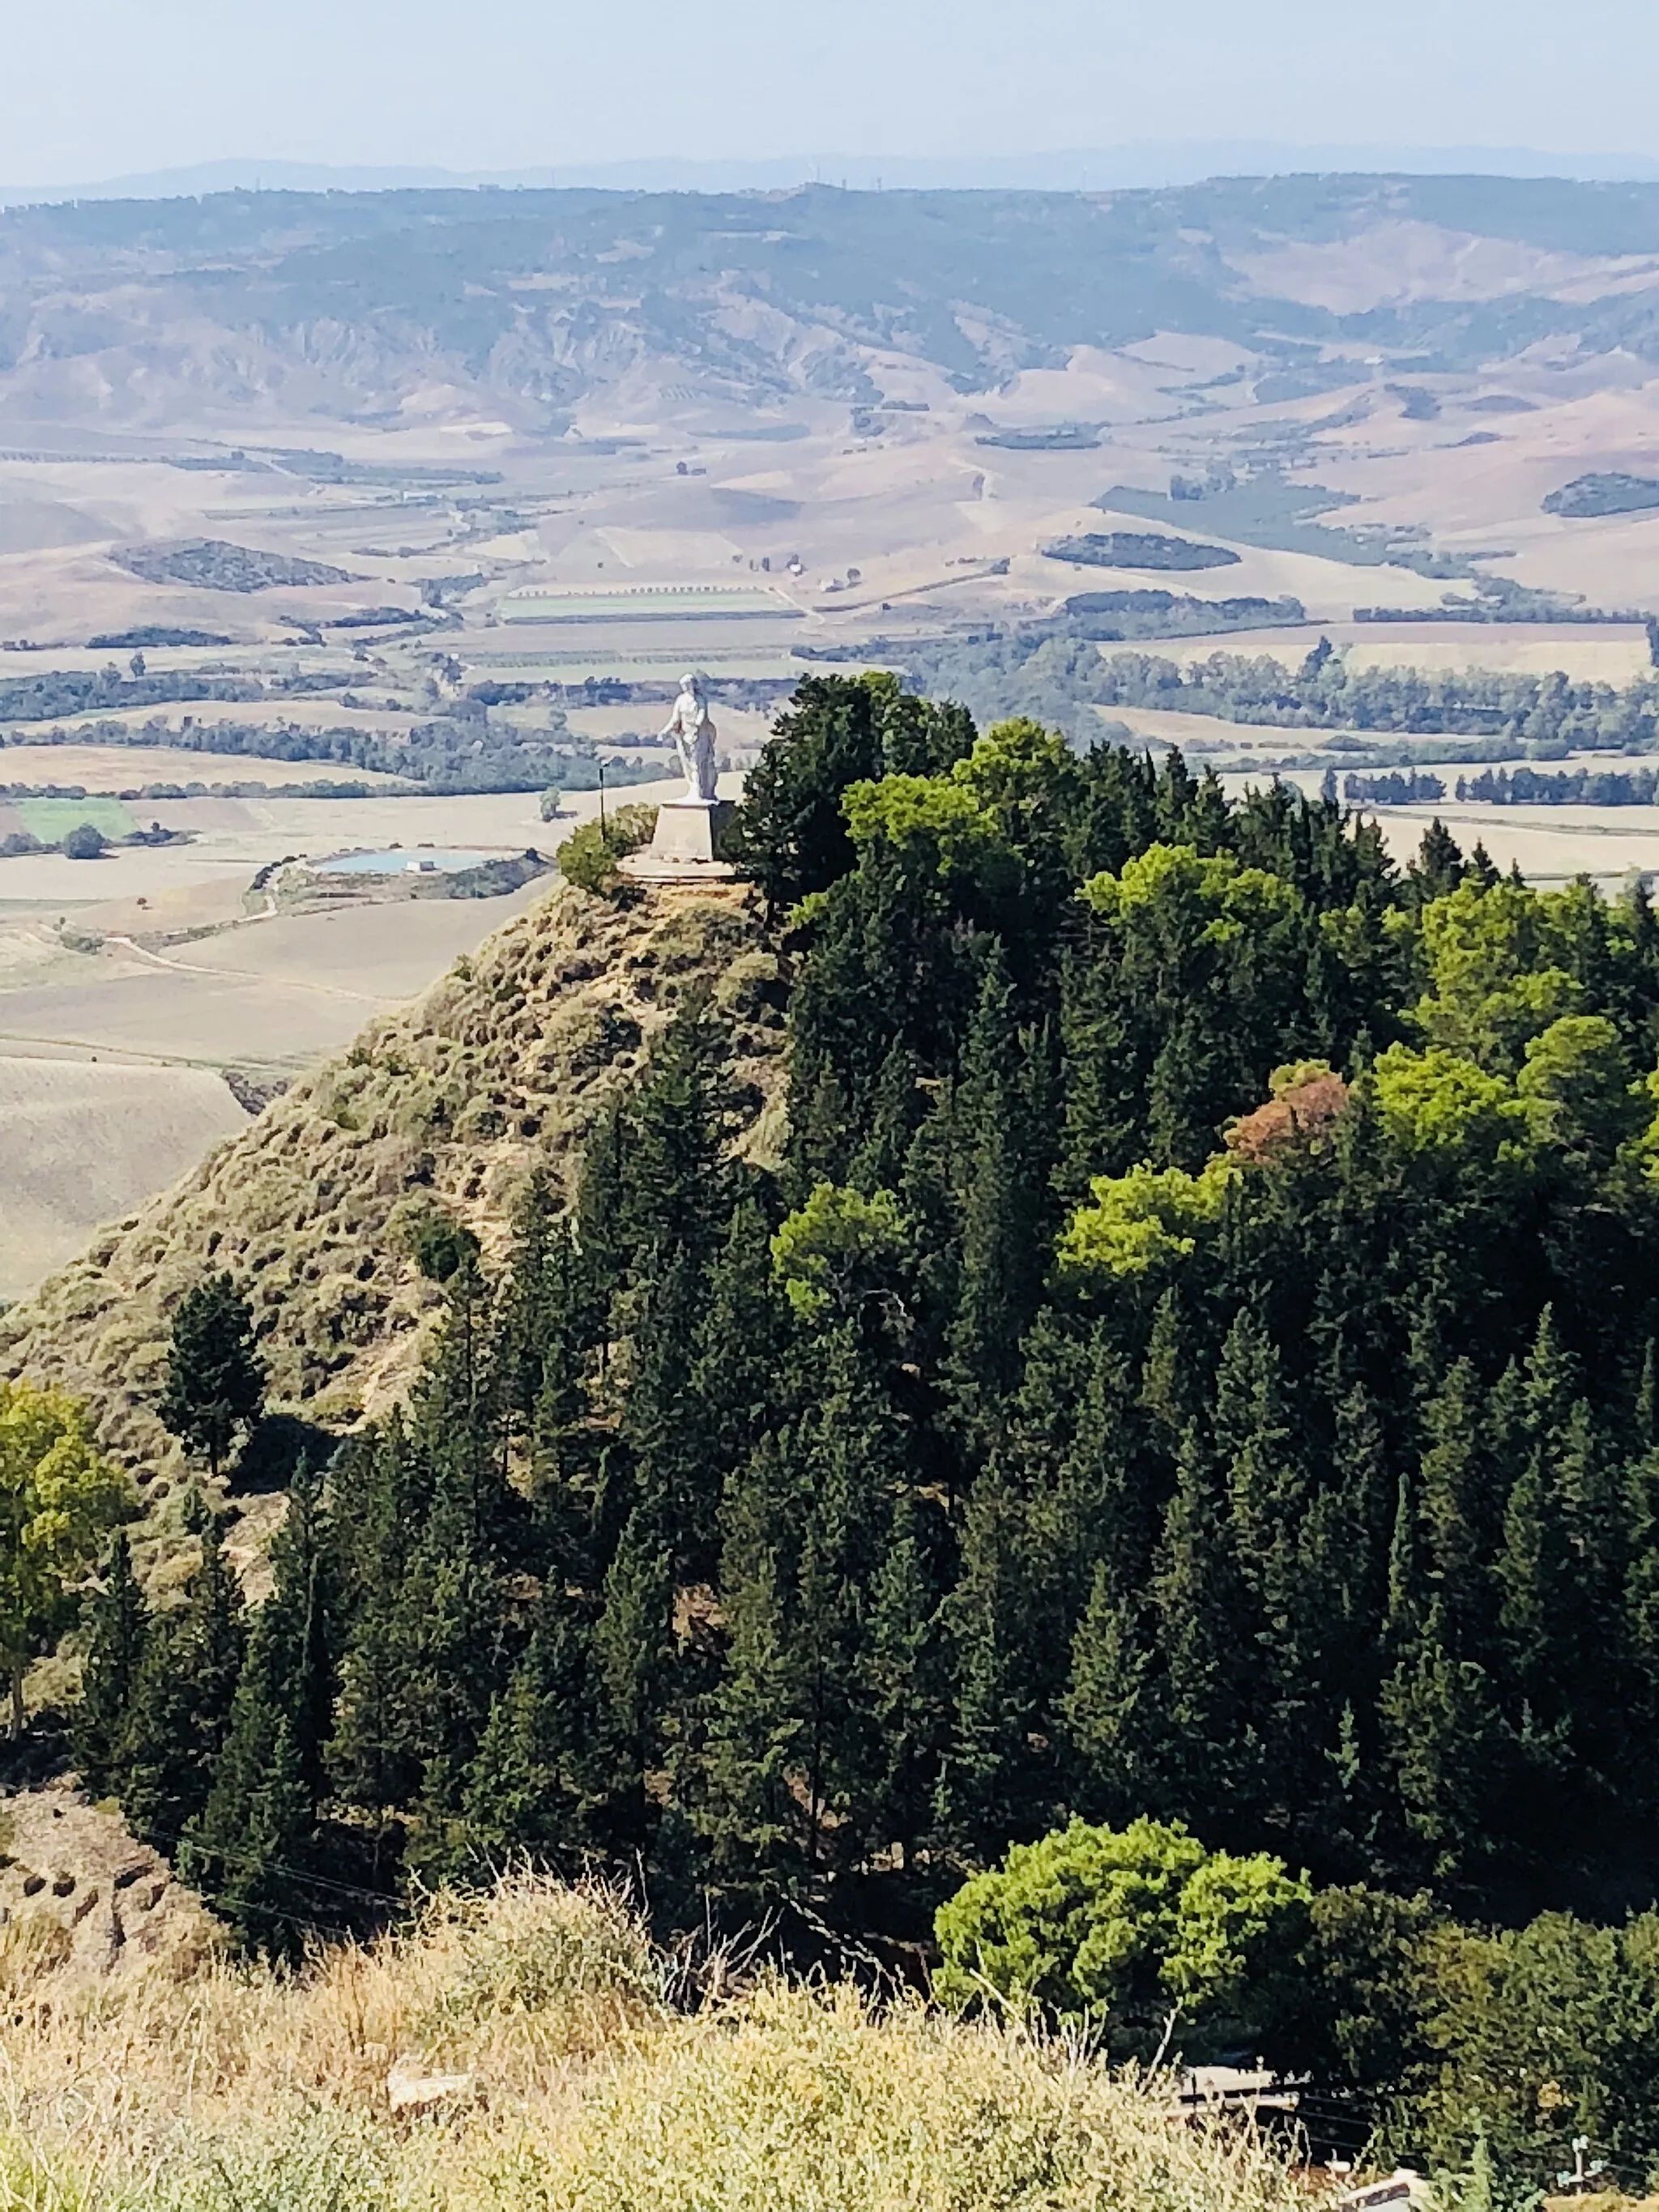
[[661, 671, 719, 803]]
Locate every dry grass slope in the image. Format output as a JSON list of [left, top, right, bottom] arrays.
[[0, 1869, 1311, 2212], [0, 878, 787, 1522]]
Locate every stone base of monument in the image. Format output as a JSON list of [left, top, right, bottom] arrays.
[[618, 797, 739, 883]]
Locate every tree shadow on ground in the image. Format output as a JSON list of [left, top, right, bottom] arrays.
[[230, 1412, 339, 1495]]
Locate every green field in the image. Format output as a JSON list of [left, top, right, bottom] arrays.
[[15, 796, 136, 840]]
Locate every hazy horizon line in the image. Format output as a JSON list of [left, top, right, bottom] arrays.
[[9, 139, 1659, 207]]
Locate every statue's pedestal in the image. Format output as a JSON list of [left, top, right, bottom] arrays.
[[620, 797, 738, 882]]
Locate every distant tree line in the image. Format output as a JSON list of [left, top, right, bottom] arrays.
[[902, 630, 1659, 754], [1092, 642, 1659, 746], [1456, 765, 1659, 805], [1343, 769, 1447, 804]]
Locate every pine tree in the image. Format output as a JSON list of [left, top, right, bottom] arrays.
[[864, 1488, 944, 1868], [181, 1661, 318, 1959], [847, 1038, 926, 1195], [1150, 1430, 1255, 1824], [327, 1410, 508, 1831], [1406, 820, 1465, 909], [572, 1093, 628, 1359], [697, 1438, 804, 1878], [593, 1508, 672, 1851], [451, 1583, 610, 1875], [1061, 1562, 1150, 1822], [1418, 1360, 1498, 1653], [182, 1710, 313, 1963], [122, 1503, 245, 1848], [945, 948, 1057, 1430], [177, 1458, 340, 1950], [790, 1331, 900, 1869], [934, 1466, 1045, 1861], [267, 1456, 339, 1808], [1636, 1339, 1659, 1453], [1495, 1313, 1580, 1711], [689, 1193, 793, 1494], [1139, 1287, 1195, 1442], [159, 1275, 265, 1479], [73, 1531, 146, 1798], [728, 671, 886, 913], [1381, 1600, 1503, 1884], [1215, 1313, 1321, 1796], [452, 1660, 550, 1878]]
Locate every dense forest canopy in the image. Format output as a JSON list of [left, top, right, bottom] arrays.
[[73, 671, 1659, 2176]]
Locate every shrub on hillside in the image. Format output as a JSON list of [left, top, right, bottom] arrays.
[[399, 1200, 480, 1284], [557, 803, 658, 898]]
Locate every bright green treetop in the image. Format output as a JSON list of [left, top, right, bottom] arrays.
[[0, 1379, 127, 1736], [934, 1813, 1309, 2055]]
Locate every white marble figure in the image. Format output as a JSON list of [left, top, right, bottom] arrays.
[[661, 671, 719, 803]]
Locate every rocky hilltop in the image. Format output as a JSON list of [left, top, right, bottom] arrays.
[[0, 878, 786, 1518]]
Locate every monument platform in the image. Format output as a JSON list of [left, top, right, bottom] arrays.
[[620, 797, 739, 883]]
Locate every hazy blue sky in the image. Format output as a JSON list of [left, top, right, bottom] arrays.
[[2, 0, 1657, 184]]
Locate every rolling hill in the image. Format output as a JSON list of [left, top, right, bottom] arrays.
[[0, 876, 785, 1545]]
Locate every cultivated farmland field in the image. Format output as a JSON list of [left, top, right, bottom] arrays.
[[0, 766, 708, 1294], [0, 1055, 246, 1299]]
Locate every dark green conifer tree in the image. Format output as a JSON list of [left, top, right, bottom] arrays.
[[159, 1274, 265, 1479], [1150, 1430, 1255, 1825], [944, 948, 1058, 1430], [1061, 1563, 1151, 1823], [697, 1434, 804, 1877], [73, 1531, 146, 1799], [123, 1502, 245, 1848], [592, 1508, 673, 1852], [934, 1465, 1046, 1861]]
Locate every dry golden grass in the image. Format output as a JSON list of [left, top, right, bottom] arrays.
[[0, 1874, 1314, 2212]]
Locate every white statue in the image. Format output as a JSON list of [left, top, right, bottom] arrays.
[[661, 670, 719, 803]]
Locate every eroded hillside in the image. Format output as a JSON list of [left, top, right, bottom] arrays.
[[0, 876, 785, 1509]]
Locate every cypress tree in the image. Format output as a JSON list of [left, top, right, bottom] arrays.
[[1061, 1562, 1150, 1823], [159, 1274, 265, 1480], [593, 1507, 672, 1851], [73, 1531, 146, 1799], [123, 1503, 245, 1848], [697, 1435, 804, 1878], [934, 1465, 1045, 1861]]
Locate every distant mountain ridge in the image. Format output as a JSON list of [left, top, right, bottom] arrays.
[[8, 144, 1659, 205], [10, 173, 1659, 436]]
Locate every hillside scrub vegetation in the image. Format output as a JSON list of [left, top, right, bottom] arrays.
[[0, 1871, 1307, 2212], [28, 670, 1659, 2183]]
